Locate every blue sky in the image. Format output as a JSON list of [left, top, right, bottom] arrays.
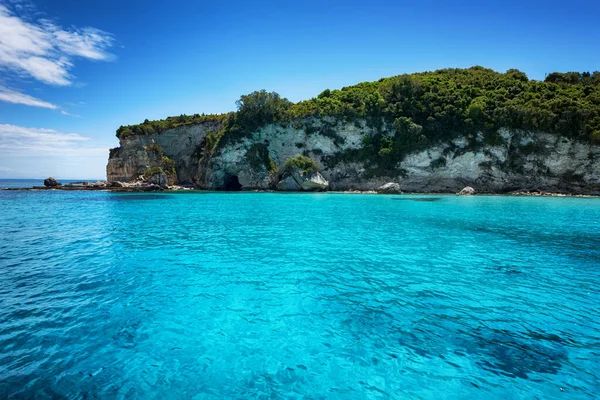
[[1, 0, 599, 179]]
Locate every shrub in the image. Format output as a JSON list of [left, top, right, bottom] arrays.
[[282, 155, 318, 178], [245, 143, 278, 174]]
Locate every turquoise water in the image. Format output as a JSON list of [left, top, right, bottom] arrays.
[[1, 191, 599, 399]]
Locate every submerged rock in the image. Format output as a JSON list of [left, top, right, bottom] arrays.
[[43, 177, 61, 187], [377, 182, 402, 194], [458, 186, 475, 195]]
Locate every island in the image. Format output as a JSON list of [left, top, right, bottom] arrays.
[[8, 67, 600, 195]]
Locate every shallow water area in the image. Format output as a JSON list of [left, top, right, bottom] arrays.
[[1, 191, 599, 398]]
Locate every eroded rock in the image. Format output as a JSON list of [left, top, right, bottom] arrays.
[[277, 170, 329, 191], [458, 186, 476, 195], [377, 182, 402, 194]]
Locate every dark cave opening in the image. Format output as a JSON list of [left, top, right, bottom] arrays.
[[224, 175, 242, 191]]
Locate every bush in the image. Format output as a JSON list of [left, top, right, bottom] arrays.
[[282, 155, 318, 178], [245, 143, 278, 174]]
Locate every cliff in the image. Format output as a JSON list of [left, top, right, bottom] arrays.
[[106, 67, 600, 194], [107, 119, 600, 194]]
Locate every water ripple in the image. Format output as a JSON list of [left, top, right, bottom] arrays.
[[0, 192, 599, 398]]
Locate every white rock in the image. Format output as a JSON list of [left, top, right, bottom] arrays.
[[377, 182, 402, 194], [458, 186, 475, 195]]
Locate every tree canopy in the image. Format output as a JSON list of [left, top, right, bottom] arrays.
[[116, 66, 600, 143]]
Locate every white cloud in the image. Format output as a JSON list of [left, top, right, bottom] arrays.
[[0, 3, 114, 86], [60, 109, 82, 118], [0, 123, 109, 157], [0, 123, 113, 178], [0, 86, 58, 108]]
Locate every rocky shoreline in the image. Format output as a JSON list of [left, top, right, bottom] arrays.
[[2, 177, 597, 197]]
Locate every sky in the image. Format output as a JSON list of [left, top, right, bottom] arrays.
[[0, 0, 599, 179]]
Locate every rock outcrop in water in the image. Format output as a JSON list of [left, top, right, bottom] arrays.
[[377, 182, 402, 194], [106, 68, 600, 194], [458, 186, 476, 195], [277, 171, 329, 191], [44, 177, 61, 187]]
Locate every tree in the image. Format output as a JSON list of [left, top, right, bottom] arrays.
[[235, 90, 292, 133]]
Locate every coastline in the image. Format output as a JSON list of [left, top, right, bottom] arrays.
[[2, 185, 598, 197]]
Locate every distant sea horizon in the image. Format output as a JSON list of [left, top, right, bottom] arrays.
[[0, 178, 105, 189]]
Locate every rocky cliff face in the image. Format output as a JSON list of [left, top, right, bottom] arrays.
[[107, 122, 220, 184], [107, 118, 600, 194]]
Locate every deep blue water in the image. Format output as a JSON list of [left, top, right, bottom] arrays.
[[1, 191, 599, 399]]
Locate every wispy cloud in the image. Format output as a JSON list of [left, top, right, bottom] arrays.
[[0, 86, 58, 109], [60, 109, 82, 118], [0, 3, 114, 86], [0, 123, 109, 157], [0, 123, 113, 178]]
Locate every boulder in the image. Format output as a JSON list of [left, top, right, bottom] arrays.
[[276, 170, 329, 191], [43, 177, 61, 187], [301, 172, 329, 190], [92, 181, 107, 188], [148, 172, 168, 188], [110, 181, 126, 188], [277, 176, 301, 191], [377, 182, 402, 194], [458, 186, 475, 195]]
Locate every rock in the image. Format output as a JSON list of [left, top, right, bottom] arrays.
[[106, 121, 600, 194], [92, 181, 107, 188], [301, 172, 329, 190], [43, 177, 61, 187], [110, 181, 126, 188], [276, 176, 300, 191], [377, 182, 402, 194], [147, 172, 168, 188], [277, 170, 329, 191], [458, 186, 475, 195]]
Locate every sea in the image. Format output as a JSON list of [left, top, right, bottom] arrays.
[[0, 189, 599, 398]]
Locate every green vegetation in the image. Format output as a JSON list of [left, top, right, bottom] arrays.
[[245, 143, 278, 175], [118, 67, 600, 141], [144, 143, 176, 177], [282, 155, 318, 178], [143, 166, 166, 178], [117, 113, 230, 139], [116, 67, 600, 174], [234, 90, 292, 136]]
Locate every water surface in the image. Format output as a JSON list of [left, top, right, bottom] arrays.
[[1, 191, 599, 398]]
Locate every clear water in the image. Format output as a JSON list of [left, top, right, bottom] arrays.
[[1, 191, 599, 399]]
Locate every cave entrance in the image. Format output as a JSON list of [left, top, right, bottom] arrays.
[[224, 175, 242, 191]]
